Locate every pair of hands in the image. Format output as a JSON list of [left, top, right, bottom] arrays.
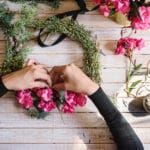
[[2, 59, 99, 95]]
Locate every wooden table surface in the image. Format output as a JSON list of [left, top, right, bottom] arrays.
[[0, 1, 150, 150]]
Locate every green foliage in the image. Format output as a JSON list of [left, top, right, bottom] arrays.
[[126, 63, 142, 96], [128, 80, 142, 94], [0, 3, 14, 35], [11, 0, 61, 9], [1, 4, 37, 75]]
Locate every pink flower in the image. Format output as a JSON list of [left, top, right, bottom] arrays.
[[113, 0, 130, 14], [131, 6, 150, 30], [115, 37, 145, 56], [136, 38, 145, 50], [65, 91, 76, 106], [74, 93, 87, 107], [61, 104, 75, 113], [65, 91, 87, 107], [93, 0, 101, 4], [36, 88, 53, 102], [16, 90, 33, 109], [100, 5, 110, 17], [38, 100, 56, 112], [115, 45, 125, 55]]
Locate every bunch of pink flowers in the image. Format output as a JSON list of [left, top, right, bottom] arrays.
[[93, 0, 150, 30], [16, 88, 87, 118], [115, 37, 145, 56]]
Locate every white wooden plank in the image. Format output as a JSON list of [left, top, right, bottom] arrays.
[[0, 112, 149, 128], [0, 144, 117, 150], [0, 128, 148, 143], [0, 128, 113, 144]]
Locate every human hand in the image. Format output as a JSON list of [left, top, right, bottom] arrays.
[[2, 59, 51, 91], [49, 64, 99, 95]]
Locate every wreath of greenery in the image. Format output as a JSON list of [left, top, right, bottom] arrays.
[[0, 3, 101, 84]]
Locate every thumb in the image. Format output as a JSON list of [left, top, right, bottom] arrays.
[[53, 83, 67, 91]]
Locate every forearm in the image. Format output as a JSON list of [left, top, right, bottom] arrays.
[[89, 87, 144, 150], [0, 77, 8, 97]]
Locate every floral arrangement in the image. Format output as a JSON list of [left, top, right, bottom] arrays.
[[16, 88, 87, 118], [94, 0, 150, 29]]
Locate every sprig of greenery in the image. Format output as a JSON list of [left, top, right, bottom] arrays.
[[1, 4, 37, 75], [126, 63, 142, 96]]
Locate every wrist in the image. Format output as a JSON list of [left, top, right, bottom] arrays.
[[2, 75, 14, 90], [85, 82, 99, 96]]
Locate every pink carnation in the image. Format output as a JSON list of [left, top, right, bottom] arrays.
[[113, 0, 130, 14], [61, 103, 75, 113], [115, 37, 145, 55], [100, 5, 110, 17], [136, 38, 145, 50], [74, 93, 87, 107], [36, 88, 53, 102], [131, 6, 150, 30], [93, 0, 101, 4], [16, 90, 33, 109], [38, 100, 56, 112], [65, 91, 76, 106]]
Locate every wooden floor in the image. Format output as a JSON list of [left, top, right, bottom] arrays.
[[0, 1, 150, 150]]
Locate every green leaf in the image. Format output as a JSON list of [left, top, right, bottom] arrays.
[[127, 64, 142, 82], [38, 112, 49, 119], [59, 90, 66, 104], [128, 80, 142, 94]]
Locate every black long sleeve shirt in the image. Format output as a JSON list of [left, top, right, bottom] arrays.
[[89, 87, 144, 150], [0, 77, 8, 97]]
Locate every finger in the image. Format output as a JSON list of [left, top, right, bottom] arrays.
[[50, 65, 67, 75], [35, 64, 48, 71], [26, 59, 38, 66], [53, 83, 67, 91], [33, 81, 49, 88], [34, 72, 52, 86]]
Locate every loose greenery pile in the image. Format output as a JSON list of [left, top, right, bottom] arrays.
[[0, 2, 101, 83]]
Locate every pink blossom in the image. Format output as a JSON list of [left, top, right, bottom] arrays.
[[100, 5, 110, 17], [136, 38, 145, 50], [61, 104, 75, 113], [16, 90, 33, 109], [131, 6, 150, 30], [36, 88, 53, 102], [115, 37, 145, 55], [38, 100, 56, 112], [113, 0, 130, 14], [115, 45, 125, 55], [65, 91, 76, 106], [74, 93, 87, 107], [93, 0, 101, 4]]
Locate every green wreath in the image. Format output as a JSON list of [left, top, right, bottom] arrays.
[[0, 3, 101, 84]]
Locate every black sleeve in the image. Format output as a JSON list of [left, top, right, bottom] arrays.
[[89, 87, 144, 150], [0, 77, 8, 97]]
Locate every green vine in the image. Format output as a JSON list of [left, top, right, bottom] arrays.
[[0, 3, 101, 84]]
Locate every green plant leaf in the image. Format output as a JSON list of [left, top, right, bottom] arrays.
[[127, 64, 142, 82], [128, 80, 142, 94]]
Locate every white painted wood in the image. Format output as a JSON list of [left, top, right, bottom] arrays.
[[0, 128, 148, 143], [0, 144, 117, 150], [0, 112, 149, 128], [0, 0, 149, 149]]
